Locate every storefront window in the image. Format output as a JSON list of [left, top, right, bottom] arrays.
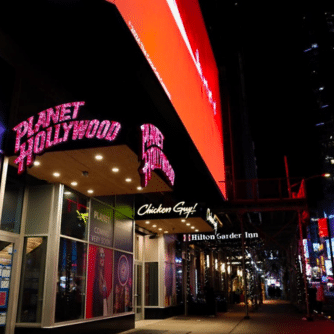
[[113, 211, 133, 252], [145, 262, 158, 306], [86, 245, 113, 318], [17, 237, 47, 323], [0, 166, 24, 233], [55, 238, 87, 322], [61, 189, 88, 240]]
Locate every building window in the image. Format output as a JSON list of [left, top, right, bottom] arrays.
[[55, 238, 87, 322], [145, 262, 158, 306], [17, 237, 47, 323], [61, 189, 88, 240], [0, 166, 24, 233]]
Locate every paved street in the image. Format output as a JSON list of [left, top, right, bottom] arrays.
[[121, 300, 334, 334]]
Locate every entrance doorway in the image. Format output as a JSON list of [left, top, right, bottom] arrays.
[[134, 263, 143, 320]]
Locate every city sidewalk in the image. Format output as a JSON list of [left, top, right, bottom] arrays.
[[120, 300, 334, 334]]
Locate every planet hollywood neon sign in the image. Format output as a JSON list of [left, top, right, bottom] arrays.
[[12, 101, 121, 174], [140, 123, 175, 187]]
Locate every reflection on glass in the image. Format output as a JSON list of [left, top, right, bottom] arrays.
[[135, 264, 142, 318], [113, 211, 133, 252], [61, 188, 88, 240], [1, 166, 24, 233], [17, 237, 46, 323], [55, 238, 86, 322], [0, 241, 13, 334]]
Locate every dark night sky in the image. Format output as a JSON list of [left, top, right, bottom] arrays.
[[221, 1, 322, 180], [241, 3, 318, 179]]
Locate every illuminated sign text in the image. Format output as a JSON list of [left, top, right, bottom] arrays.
[[137, 201, 197, 219], [184, 232, 259, 242], [12, 101, 121, 174], [140, 123, 175, 187]]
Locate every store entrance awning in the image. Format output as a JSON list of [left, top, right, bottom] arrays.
[[8, 145, 172, 196]]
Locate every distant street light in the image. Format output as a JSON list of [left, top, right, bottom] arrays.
[[290, 173, 330, 194]]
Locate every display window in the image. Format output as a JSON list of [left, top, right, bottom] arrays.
[[113, 211, 133, 253], [89, 199, 114, 247], [86, 245, 113, 318], [145, 262, 158, 306], [1, 166, 24, 234], [55, 238, 87, 322], [17, 237, 47, 323], [61, 189, 89, 240]]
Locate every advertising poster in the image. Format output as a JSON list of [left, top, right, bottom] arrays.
[[86, 245, 113, 318], [89, 199, 114, 247], [113, 251, 133, 314]]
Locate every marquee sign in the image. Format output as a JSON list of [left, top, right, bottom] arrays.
[[12, 101, 121, 174], [140, 123, 175, 187]]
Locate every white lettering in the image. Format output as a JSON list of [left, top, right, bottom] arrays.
[[173, 202, 198, 218], [137, 202, 197, 218]]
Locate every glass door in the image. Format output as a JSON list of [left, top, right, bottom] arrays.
[[0, 241, 14, 334], [134, 263, 143, 321]]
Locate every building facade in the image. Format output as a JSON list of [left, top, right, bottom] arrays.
[[0, 1, 227, 333]]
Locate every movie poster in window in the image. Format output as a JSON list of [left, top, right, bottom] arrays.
[[113, 251, 133, 314], [89, 199, 113, 247], [86, 245, 113, 318]]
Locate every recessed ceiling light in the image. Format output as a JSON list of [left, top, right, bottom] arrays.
[[164, 231, 168, 233], [145, 221, 150, 224], [181, 219, 186, 223], [137, 186, 143, 190], [111, 167, 119, 173], [191, 226, 195, 229], [34, 161, 40, 166], [152, 224, 157, 228], [87, 189, 94, 194], [195, 229, 199, 232], [158, 228, 162, 231], [53, 172, 60, 177], [186, 223, 191, 226], [95, 154, 103, 161], [125, 178, 132, 182], [71, 181, 78, 186]]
